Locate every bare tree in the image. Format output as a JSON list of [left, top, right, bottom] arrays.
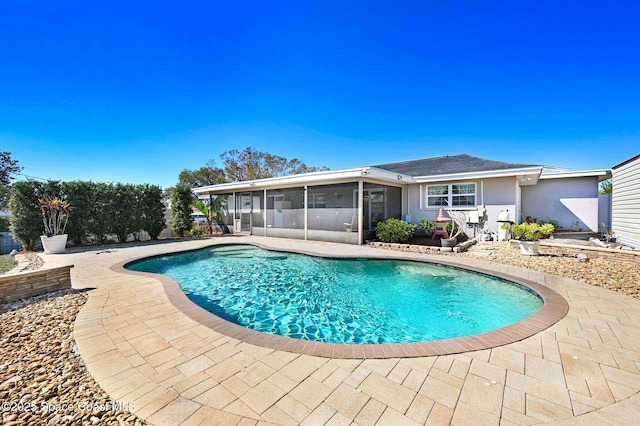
[[219, 147, 328, 182]]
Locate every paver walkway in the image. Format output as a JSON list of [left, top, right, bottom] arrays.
[[43, 236, 640, 425]]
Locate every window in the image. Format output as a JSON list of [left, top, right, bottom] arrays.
[[452, 183, 476, 206], [426, 183, 476, 207], [427, 185, 448, 206], [308, 193, 326, 208]]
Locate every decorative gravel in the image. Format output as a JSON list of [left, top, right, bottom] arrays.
[[462, 243, 640, 299], [0, 290, 146, 425]]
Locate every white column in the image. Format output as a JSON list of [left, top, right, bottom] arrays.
[[304, 186, 308, 241], [358, 180, 364, 245]]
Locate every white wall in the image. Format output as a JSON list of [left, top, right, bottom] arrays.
[[406, 177, 518, 237], [521, 177, 600, 231], [598, 193, 611, 232], [612, 155, 640, 248]]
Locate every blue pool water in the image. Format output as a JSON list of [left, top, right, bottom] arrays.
[[127, 245, 543, 344]]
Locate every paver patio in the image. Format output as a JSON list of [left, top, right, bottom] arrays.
[[42, 236, 640, 425]]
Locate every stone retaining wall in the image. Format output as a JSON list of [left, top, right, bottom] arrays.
[[0, 265, 74, 303], [367, 238, 477, 254], [511, 241, 640, 265]]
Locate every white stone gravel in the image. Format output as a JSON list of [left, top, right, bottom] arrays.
[[463, 243, 640, 299], [0, 289, 146, 426]]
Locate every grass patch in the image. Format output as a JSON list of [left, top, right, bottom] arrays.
[[0, 254, 17, 273]]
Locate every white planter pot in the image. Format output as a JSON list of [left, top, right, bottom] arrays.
[[518, 241, 540, 256], [41, 234, 68, 254]]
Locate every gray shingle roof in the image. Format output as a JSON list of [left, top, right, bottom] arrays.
[[373, 154, 539, 177]]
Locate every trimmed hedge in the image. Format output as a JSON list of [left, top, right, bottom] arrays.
[[8, 180, 166, 250]]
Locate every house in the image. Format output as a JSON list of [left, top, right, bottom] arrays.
[[611, 154, 640, 249], [193, 154, 611, 245]]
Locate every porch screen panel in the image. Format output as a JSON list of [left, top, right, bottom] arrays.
[[363, 183, 402, 231], [307, 183, 358, 231], [385, 186, 402, 220], [251, 191, 264, 227], [266, 187, 304, 229], [216, 194, 234, 226]]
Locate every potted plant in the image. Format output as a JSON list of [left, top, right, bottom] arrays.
[[39, 196, 71, 253], [440, 209, 466, 247], [506, 221, 555, 255]]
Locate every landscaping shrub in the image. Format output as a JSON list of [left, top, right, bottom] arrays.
[[418, 218, 436, 237], [375, 218, 417, 243], [63, 180, 95, 245], [171, 184, 196, 237], [190, 225, 205, 237], [0, 217, 10, 232], [138, 184, 166, 240], [87, 182, 114, 244], [8, 180, 62, 250], [110, 183, 136, 243], [446, 221, 467, 241], [8, 179, 167, 247]]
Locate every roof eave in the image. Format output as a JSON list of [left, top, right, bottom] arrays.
[[193, 167, 415, 194], [413, 166, 544, 183], [540, 168, 612, 181]]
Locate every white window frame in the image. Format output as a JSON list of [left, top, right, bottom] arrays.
[[307, 193, 326, 208], [425, 182, 477, 207]]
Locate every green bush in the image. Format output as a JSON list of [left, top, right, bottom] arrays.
[[8, 180, 62, 250], [138, 184, 166, 240], [171, 184, 196, 237], [190, 225, 205, 237], [0, 217, 10, 232], [511, 222, 555, 241], [418, 218, 436, 236], [375, 218, 417, 243], [8, 179, 168, 248], [63, 180, 95, 245], [445, 221, 466, 240]]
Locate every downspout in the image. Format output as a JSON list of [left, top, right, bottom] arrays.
[[406, 186, 410, 221]]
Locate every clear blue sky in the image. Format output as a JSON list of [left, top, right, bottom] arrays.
[[2, 1, 638, 189]]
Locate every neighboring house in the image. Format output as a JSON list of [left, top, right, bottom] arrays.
[[611, 154, 640, 249], [193, 154, 611, 245]]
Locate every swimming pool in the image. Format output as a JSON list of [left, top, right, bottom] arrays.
[[127, 244, 543, 345]]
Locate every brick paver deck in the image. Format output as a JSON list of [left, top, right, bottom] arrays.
[[43, 236, 640, 425]]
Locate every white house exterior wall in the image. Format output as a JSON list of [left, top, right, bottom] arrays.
[[405, 177, 518, 237], [520, 177, 600, 231], [482, 177, 518, 235], [612, 155, 640, 249]]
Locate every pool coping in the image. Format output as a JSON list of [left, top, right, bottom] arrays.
[[112, 241, 569, 359]]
